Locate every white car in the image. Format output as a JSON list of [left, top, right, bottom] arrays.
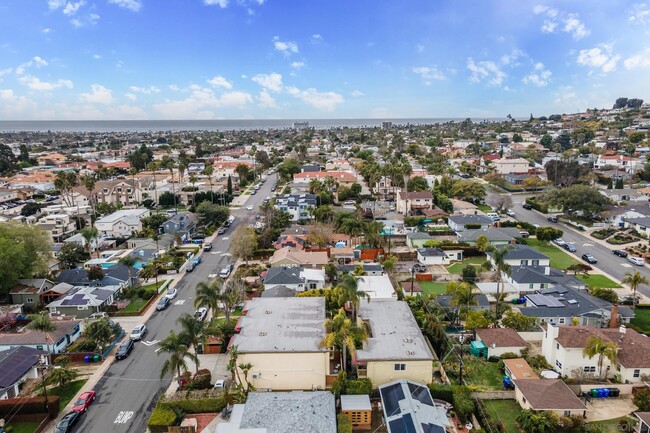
[[506, 209, 516, 217], [164, 288, 178, 300], [246, 205, 254, 210], [130, 324, 147, 341], [194, 307, 208, 322], [628, 256, 645, 266], [553, 238, 566, 246], [214, 379, 225, 389]]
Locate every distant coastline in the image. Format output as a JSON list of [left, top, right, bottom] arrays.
[[0, 118, 505, 133]]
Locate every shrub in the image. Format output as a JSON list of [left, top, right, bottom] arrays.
[[337, 413, 353, 433], [427, 384, 454, 403], [187, 369, 212, 390], [461, 265, 477, 283], [160, 396, 227, 414], [634, 387, 650, 411], [451, 386, 475, 422], [147, 405, 178, 433], [346, 378, 373, 396]]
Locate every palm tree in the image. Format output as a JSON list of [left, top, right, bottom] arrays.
[[189, 173, 198, 206], [622, 271, 648, 310], [583, 336, 618, 381], [448, 281, 479, 323], [161, 156, 178, 212], [118, 255, 137, 288], [158, 331, 198, 383], [227, 345, 244, 386], [80, 174, 96, 226], [320, 308, 368, 373], [491, 246, 513, 322], [81, 226, 98, 258], [202, 165, 215, 202], [47, 367, 78, 387], [147, 161, 160, 205], [27, 312, 56, 332], [195, 278, 225, 319], [177, 313, 215, 371], [337, 274, 369, 322], [237, 362, 254, 394]]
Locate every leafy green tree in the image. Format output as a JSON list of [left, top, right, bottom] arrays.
[[195, 278, 225, 319], [195, 201, 230, 227], [0, 143, 18, 176], [83, 318, 114, 352], [464, 310, 492, 332], [475, 235, 490, 253], [540, 133, 553, 149], [230, 226, 258, 265], [227, 175, 233, 195], [20, 202, 42, 217], [451, 180, 486, 204], [545, 184, 610, 218], [535, 227, 563, 244], [87, 265, 105, 281], [501, 310, 538, 331], [177, 313, 219, 371], [565, 263, 591, 276], [54, 171, 79, 207], [590, 287, 618, 304], [633, 387, 650, 411], [159, 191, 181, 208], [27, 312, 56, 332], [337, 274, 370, 322], [58, 243, 89, 269], [47, 367, 79, 388], [158, 331, 198, 384], [407, 176, 429, 192], [516, 409, 559, 433], [277, 158, 301, 182], [583, 336, 618, 380], [622, 271, 648, 309], [0, 223, 51, 295]]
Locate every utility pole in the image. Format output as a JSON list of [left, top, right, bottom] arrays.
[[458, 336, 464, 386]]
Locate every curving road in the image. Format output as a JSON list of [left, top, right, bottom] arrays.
[[73, 174, 277, 433]]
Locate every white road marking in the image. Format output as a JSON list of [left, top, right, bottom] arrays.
[[621, 263, 633, 268], [210, 251, 222, 255], [222, 237, 230, 240], [174, 299, 186, 306], [114, 411, 134, 424], [208, 273, 218, 278], [221, 253, 232, 257], [583, 243, 593, 247], [155, 347, 163, 353], [141, 339, 160, 347]]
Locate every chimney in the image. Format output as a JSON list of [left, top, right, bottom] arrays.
[[619, 325, 626, 334], [609, 304, 619, 328]]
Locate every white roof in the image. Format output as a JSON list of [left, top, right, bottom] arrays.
[[301, 268, 325, 282], [357, 275, 396, 299], [95, 208, 148, 224], [341, 395, 371, 411]]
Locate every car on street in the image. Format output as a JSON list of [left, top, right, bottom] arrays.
[[519, 230, 530, 238], [130, 324, 147, 341], [522, 203, 533, 210], [164, 288, 178, 300], [506, 209, 516, 217], [54, 411, 82, 433], [195, 307, 208, 322], [219, 264, 234, 278], [250, 190, 256, 195], [547, 216, 559, 223], [582, 254, 597, 264], [115, 339, 134, 360], [186, 263, 195, 272], [246, 205, 253, 210], [628, 256, 645, 266], [156, 296, 171, 311], [612, 249, 628, 258], [563, 243, 577, 252], [203, 242, 212, 251], [72, 390, 96, 413], [344, 200, 356, 205], [217, 227, 227, 235], [553, 238, 566, 246]]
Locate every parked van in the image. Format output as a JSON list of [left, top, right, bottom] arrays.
[[486, 212, 500, 221]]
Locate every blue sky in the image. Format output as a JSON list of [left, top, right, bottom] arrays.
[[0, 0, 649, 120]]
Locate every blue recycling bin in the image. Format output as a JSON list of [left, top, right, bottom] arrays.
[[603, 388, 610, 398], [84, 355, 91, 363], [597, 389, 604, 398]]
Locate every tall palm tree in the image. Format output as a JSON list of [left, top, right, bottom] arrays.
[[320, 308, 367, 373], [195, 278, 225, 319], [146, 161, 160, 205], [491, 246, 513, 322], [118, 255, 137, 288], [177, 313, 214, 371], [161, 156, 178, 212], [583, 336, 618, 381], [189, 174, 198, 206], [81, 226, 99, 258], [80, 174, 96, 227], [337, 274, 369, 322], [27, 312, 56, 332], [202, 165, 215, 202], [622, 271, 648, 310], [448, 281, 479, 323], [158, 331, 198, 383]]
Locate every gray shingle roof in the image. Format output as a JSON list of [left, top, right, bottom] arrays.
[[436, 294, 489, 309], [493, 244, 549, 261], [509, 266, 554, 284], [417, 248, 446, 257], [263, 267, 304, 285], [448, 214, 493, 225], [520, 285, 634, 319], [261, 285, 297, 298]]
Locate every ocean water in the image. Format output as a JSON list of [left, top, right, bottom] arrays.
[[0, 118, 501, 133]]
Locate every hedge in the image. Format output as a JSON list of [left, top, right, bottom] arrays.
[[345, 378, 373, 396], [427, 384, 454, 403], [427, 384, 474, 422], [159, 395, 227, 414], [337, 413, 353, 433], [524, 198, 549, 213], [147, 405, 178, 433]]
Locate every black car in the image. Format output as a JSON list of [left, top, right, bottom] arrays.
[[613, 249, 628, 258], [54, 411, 82, 433], [522, 203, 533, 210], [582, 254, 598, 264], [547, 216, 559, 223], [156, 296, 171, 311], [115, 340, 134, 360]]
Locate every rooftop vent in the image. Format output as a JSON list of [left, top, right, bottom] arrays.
[[259, 331, 267, 336], [265, 310, 272, 314]]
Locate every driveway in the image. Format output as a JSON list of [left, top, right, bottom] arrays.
[[586, 395, 637, 422]]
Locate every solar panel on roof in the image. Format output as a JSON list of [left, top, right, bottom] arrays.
[[61, 294, 86, 305], [422, 424, 446, 433], [407, 382, 433, 406], [388, 414, 417, 433], [380, 383, 405, 417]]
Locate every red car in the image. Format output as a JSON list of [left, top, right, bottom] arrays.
[[72, 390, 96, 413]]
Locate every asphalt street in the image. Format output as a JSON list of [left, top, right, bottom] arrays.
[[506, 193, 650, 299], [74, 174, 277, 433]]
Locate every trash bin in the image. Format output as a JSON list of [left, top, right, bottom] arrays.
[[591, 389, 599, 398], [93, 355, 100, 363], [602, 388, 610, 398], [84, 355, 91, 363]]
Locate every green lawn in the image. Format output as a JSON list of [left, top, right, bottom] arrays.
[[139, 280, 166, 293], [526, 239, 579, 270], [577, 274, 622, 289], [463, 358, 504, 389], [415, 281, 448, 295], [630, 307, 650, 334], [122, 297, 149, 313], [586, 416, 637, 432], [5, 420, 43, 433], [42, 379, 87, 412], [482, 399, 521, 433], [477, 203, 493, 213], [446, 257, 486, 274]]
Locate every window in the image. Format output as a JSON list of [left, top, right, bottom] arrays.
[[77, 306, 88, 310], [127, 188, 132, 193], [309, 283, 317, 290], [521, 260, 528, 266], [564, 411, 571, 417], [394, 363, 406, 371], [559, 318, 566, 324], [117, 187, 122, 192], [529, 283, 534, 289], [583, 366, 596, 373], [103, 188, 108, 193], [556, 343, 560, 349], [634, 369, 641, 378], [532, 260, 539, 266], [556, 360, 562, 369], [26, 298, 34, 304], [36, 345, 44, 350], [50, 307, 56, 314]]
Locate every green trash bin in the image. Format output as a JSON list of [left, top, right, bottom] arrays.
[[591, 389, 599, 398], [93, 355, 100, 363]]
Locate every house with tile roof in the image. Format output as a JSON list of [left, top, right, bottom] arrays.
[[542, 324, 650, 382], [268, 247, 329, 268]]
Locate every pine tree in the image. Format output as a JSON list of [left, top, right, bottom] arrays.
[[227, 175, 233, 195]]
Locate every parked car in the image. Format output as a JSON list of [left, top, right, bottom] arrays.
[[88, 312, 109, 320], [186, 263, 195, 273], [413, 263, 427, 273], [250, 190, 257, 195], [506, 209, 516, 217], [582, 254, 597, 264], [486, 212, 500, 221], [115, 339, 134, 360], [553, 238, 566, 246], [203, 243, 212, 251], [54, 411, 82, 433], [344, 200, 356, 205], [193, 257, 202, 266], [156, 296, 171, 311], [612, 249, 628, 258], [72, 390, 96, 413], [130, 324, 147, 341], [164, 288, 178, 300], [217, 227, 227, 235], [195, 307, 208, 322], [219, 264, 234, 278], [214, 379, 226, 389], [563, 243, 577, 252], [519, 231, 530, 238], [246, 205, 254, 210], [522, 203, 533, 210], [628, 256, 645, 266], [547, 216, 559, 223]]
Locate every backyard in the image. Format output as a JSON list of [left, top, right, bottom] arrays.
[[461, 358, 504, 390], [630, 307, 650, 334], [586, 416, 637, 432], [39, 379, 87, 413], [447, 256, 486, 274], [482, 399, 521, 433], [577, 274, 622, 289], [526, 239, 579, 270], [4, 420, 43, 433], [416, 281, 448, 295]]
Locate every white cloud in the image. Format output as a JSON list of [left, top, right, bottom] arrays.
[[500, 49, 524, 65], [272, 36, 298, 55], [219, 91, 253, 107], [16, 56, 48, 75], [312, 34, 323, 43], [129, 85, 161, 94], [577, 45, 620, 73], [290, 61, 304, 70], [70, 13, 99, 28], [42, 27, 52, 34], [624, 50, 650, 69], [19, 75, 73, 91], [258, 89, 277, 108], [0, 68, 12, 83], [48, 0, 67, 9], [153, 86, 252, 119], [533, 6, 589, 39], [522, 63, 552, 87], [168, 85, 181, 92], [286, 86, 344, 111], [466, 58, 506, 86], [251, 72, 283, 92], [412, 66, 446, 84], [563, 14, 590, 40], [125, 93, 137, 101], [629, 3, 650, 25], [80, 84, 114, 105], [207, 75, 232, 89], [204, 0, 229, 7], [108, 0, 142, 12], [541, 20, 557, 33], [533, 5, 558, 16], [92, 54, 101, 59], [350, 90, 365, 97], [63, 0, 85, 16]]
